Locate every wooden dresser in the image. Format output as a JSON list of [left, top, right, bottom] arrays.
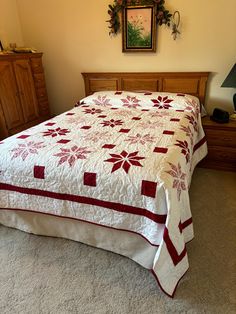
[[199, 116, 236, 172], [0, 52, 50, 140]]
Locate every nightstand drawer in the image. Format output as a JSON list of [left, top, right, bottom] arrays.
[[207, 146, 236, 163], [200, 116, 236, 171], [200, 146, 236, 171], [205, 129, 236, 148]]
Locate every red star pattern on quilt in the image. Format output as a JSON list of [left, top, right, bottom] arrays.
[[185, 114, 198, 132], [165, 162, 187, 201], [175, 140, 190, 163], [139, 121, 164, 129], [151, 96, 173, 109], [83, 131, 110, 143], [105, 151, 145, 174], [125, 133, 156, 145], [42, 127, 70, 137], [11, 141, 45, 161], [93, 95, 112, 106], [185, 99, 200, 114], [66, 116, 86, 125], [180, 125, 194, 146], [83, 108, 103, 115], [121, 96, 141, 108], [54, 146, 92, 167], [149, 111, 171, 118], [101, 119, 123, 128]]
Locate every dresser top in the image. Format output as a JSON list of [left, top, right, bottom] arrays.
[[0, 52, 43, 59], [202, 116, 236, 130]]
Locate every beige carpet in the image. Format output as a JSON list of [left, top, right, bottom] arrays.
[[0, 168, 235, 314]]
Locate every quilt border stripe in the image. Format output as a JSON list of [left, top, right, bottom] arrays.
[[0, 183, 167, 224]]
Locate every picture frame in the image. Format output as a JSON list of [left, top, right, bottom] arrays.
[[122, 5, 157, 52]]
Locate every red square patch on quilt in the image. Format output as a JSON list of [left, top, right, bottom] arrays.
[[45, 122, 56, 126], [141, 180, 157, 198], [17, 135, 30, 139], [102, 144, 116, 149], [84, 172, 97, 187], [163, 130, 175, 135], [34, 166, 45, 179], [153, 147, 168, 154], [57, 139, 71, 144], [119, 129, 130, 133]]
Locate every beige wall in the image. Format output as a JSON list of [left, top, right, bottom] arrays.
[[0, 0, 24, 48], [13, 0, 236, 115]]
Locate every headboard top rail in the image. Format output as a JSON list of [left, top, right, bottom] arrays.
[[82, 72, 210, 105]]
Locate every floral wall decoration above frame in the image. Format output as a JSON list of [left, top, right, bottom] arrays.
[[107, 0, 181, 52]]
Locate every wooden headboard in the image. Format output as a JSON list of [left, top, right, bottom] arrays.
[[82, 72, 210, 105]]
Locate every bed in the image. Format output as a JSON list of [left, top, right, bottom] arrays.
[[0, 72, 209, 297]]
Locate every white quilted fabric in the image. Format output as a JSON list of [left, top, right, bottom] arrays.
[[0, 91, 207, 297]]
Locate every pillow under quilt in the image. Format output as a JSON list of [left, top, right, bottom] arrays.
[[78, 91, 201, 114]]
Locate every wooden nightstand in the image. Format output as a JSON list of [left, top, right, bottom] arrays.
[[199, 116, 236, 171]]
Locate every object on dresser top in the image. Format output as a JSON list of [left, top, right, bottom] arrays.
[[210, 108, 229, 123], [229, 112, 236, 120], [199, 116, 236, 172], [13, 47, 37, 53]]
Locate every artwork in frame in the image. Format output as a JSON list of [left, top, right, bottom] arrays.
[[122, 5, 157, 52]]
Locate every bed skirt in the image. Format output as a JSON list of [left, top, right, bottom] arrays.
[[0, 209, 158, 270]]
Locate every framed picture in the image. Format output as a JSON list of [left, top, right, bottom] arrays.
[[122, 5, 157, 52]]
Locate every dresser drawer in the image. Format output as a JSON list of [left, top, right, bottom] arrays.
[[8, 118, 42, 136], [31, 58, 43, 73], [36, 87, 48, 100], [205, 129, 236, 148], [33, 73, 46, 88], [207, 146, 236, 163], [200, 146, 236, 171], [38, 99, 50, 116]]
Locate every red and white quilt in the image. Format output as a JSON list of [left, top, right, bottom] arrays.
[[0, 91, 207, 297]]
